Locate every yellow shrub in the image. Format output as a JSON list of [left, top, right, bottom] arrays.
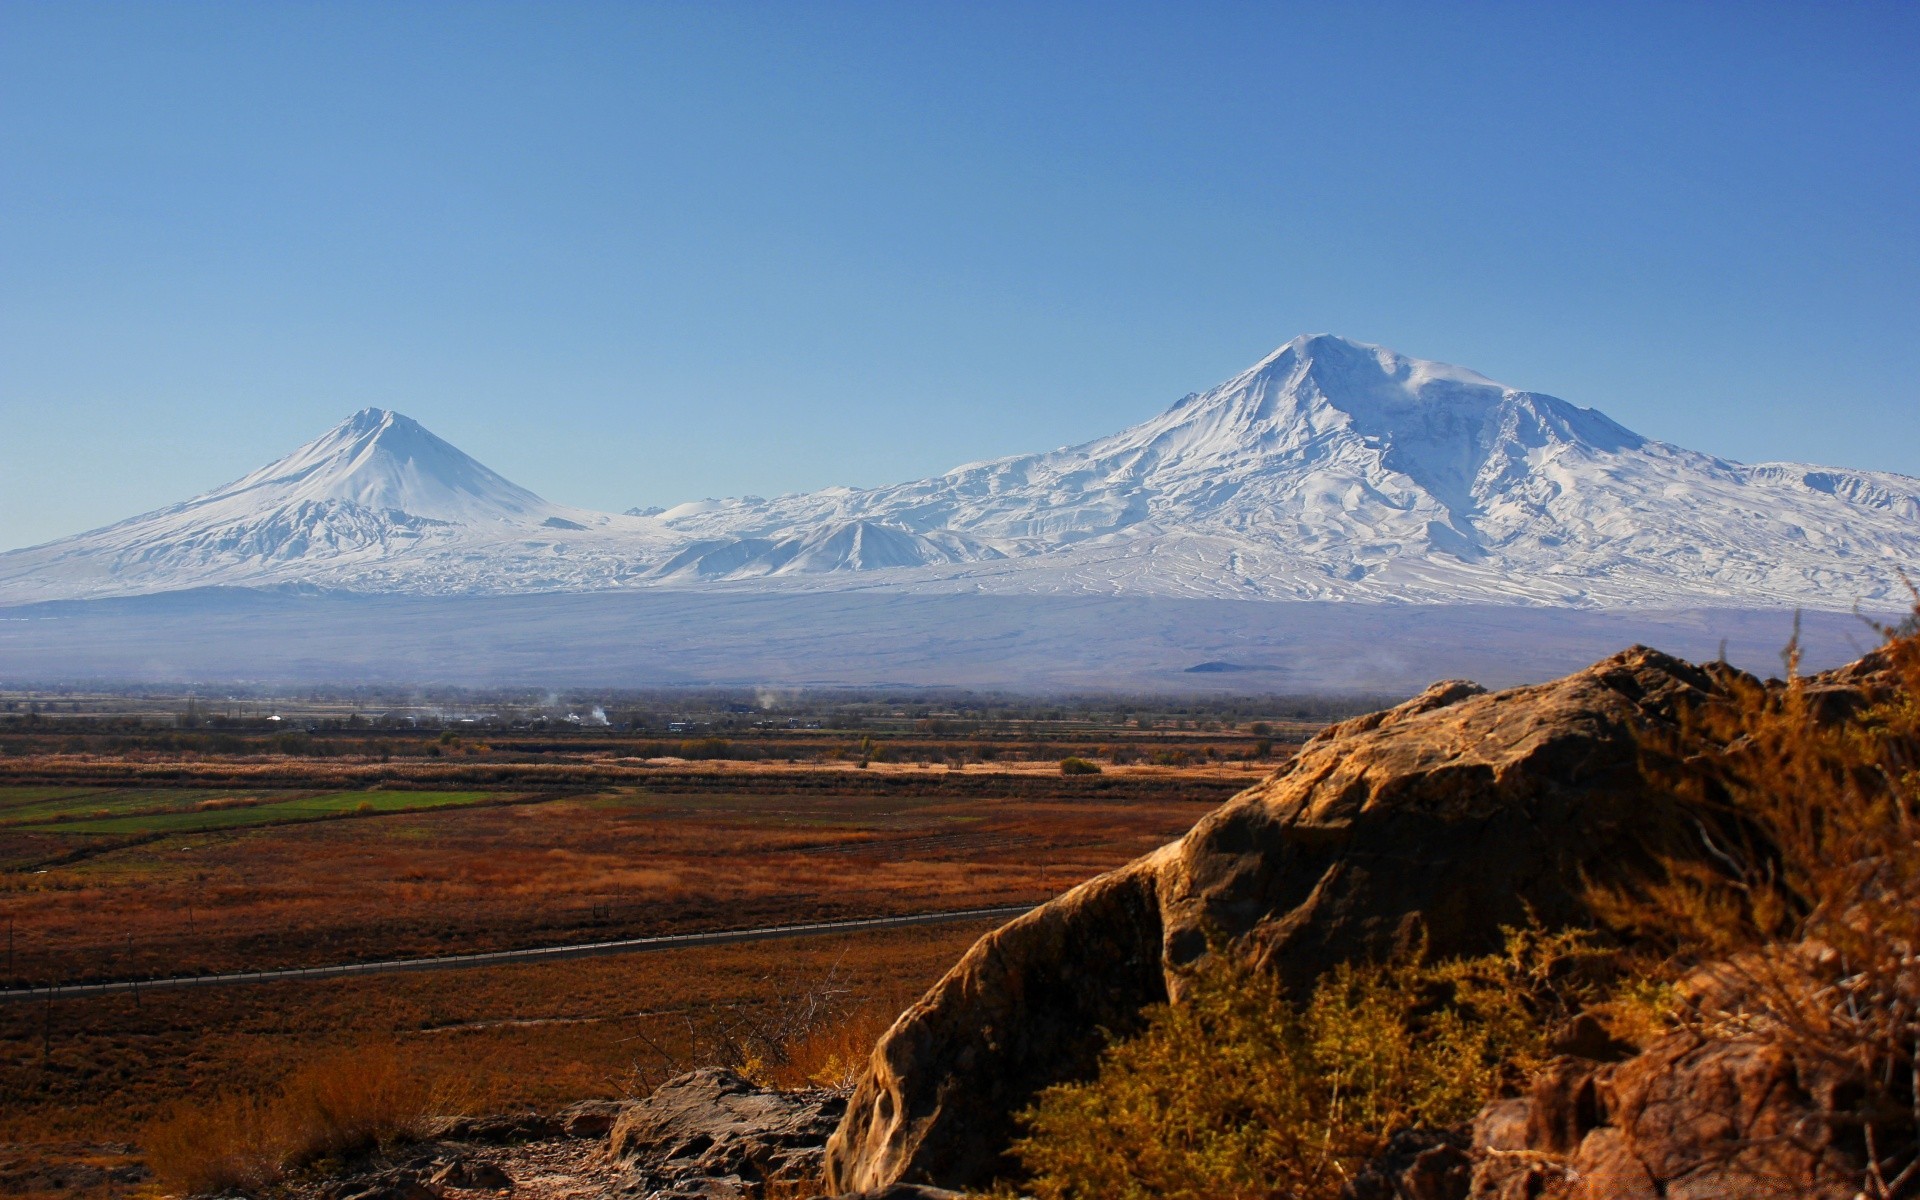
[[1010, 927, 1602, 1200]]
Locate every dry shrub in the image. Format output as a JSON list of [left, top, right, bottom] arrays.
[[1010, 927, 1602, 1200], [1599, 603, 1920, 1197], [144, 1042, 442, 1194], [761, 998, 908, 1091], [620, 956, 916, 1096], [143, 1092, 284, 1195]]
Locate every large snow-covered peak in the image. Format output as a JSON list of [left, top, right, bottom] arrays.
[[209, 408, 551, 524], [1054, 336, 1574, 497], [1130, 334, 1632, 457]]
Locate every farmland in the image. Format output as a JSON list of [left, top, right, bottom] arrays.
[[0, 773, 1244, 987], [0, 693, 1323, 1195], [0, 787, 498, 835]]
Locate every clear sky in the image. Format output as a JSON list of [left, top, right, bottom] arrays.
[[2, 1, 1915, 551]]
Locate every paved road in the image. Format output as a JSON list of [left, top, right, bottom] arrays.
[[0, 904, 1033, 1004]]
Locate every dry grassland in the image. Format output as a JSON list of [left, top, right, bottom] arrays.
[[0, 761, 1241, 1194], [0, 744, 1259, 1190], [1, 778, 1231, 985], [0, 922, 990, 1182]]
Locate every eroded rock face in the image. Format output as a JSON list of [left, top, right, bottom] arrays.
[[826, 857, 1172, 1192], [612, 1068, 845, 1195], [1469, 1034, 1861, 1199], [825, 647, 1740, 1194]]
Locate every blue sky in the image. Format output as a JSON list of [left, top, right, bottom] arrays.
[[2, 1, 1915, 551]]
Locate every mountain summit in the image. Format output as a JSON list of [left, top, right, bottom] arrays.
[[655, 335, 1919, 605], [202, 408, 551, 525], [1, 337, 1914, 606], [0, 409, 672, 599]]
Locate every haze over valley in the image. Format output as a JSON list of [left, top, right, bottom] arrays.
[[3, 335, 1910, 692]]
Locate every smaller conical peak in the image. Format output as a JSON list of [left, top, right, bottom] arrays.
[[205, 407, 553, 522]]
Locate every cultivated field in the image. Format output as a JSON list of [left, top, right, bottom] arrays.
[[0, 745, 1257, 1196], [0, 772, 1244, 986]]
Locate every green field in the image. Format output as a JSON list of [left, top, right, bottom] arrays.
[[0, 786, 104, 810], [0, 787, 267, 825], [0, 787, 502, 835]]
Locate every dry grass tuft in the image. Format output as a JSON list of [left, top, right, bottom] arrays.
[[761, 997, 911, 1092], [143, 1043, 444, 1194]]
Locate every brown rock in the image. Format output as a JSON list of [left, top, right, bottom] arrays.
[[611, 1068, 845, 1188], [1341, 1127, 1472, 1200], [427, 1159, 512, 1191], [825, 852, 1171, 1191], [1523, 1058, 1603, 1157], [429, 1112, 559, 1144], [1543, 1011, 1635, 1062], [463, 1162, 513, 1191], [341, 1181, 440, 1200], [1466, 1031, 1862, 1200], [558, 1098, 624, 1139], [825, 648, 1739, 1194]]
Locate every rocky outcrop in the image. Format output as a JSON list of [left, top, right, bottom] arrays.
[[611, 1068, 846, 1196], [557, 1098, 623, 1139], [1467, 1033, 1863, 1200], [825, 647, 1745, 1193], [1342, 1127, 1473, 1200]]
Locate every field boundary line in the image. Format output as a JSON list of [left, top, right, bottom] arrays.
[[0, 904, 1034, 1003]]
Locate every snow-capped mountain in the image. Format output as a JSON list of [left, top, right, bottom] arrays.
[[2, 336, 1915, 608], [650, 335, 1920, 606], [0, 408, 677, 600]]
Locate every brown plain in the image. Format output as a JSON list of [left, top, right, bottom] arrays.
[[0, 755, 1248, 1187]]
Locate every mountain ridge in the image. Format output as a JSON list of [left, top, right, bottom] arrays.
[[2, 334, 1915, 608]]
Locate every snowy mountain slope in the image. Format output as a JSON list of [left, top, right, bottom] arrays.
[[1, 337, 1914, 608], [652, 335, 1920, 607], [0, 408, 678, 600]]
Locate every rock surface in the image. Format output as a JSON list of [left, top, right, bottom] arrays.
[[295, 1077, 849, 1200], [1466, 1031, 1862, 1199], [824, 646, 1745, 1193], [1342, 1127, 1473, 1200], [611, 1068, 846, 1195], [557, 1098, 623, 1140]]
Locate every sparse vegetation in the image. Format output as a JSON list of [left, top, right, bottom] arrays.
[[1598, 605, 1920, 1197], [1010, 927, 1604, 1200], [143, 1044, 443, 1194], [632, 957, 925, 1094], [0, 767, 1217, 1181], [0, 781, 1223, 987], [0, 921, 992, 1173], [996, 608, 1920, 1200]]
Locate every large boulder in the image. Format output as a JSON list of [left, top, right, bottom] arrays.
[[825, 647, 1739, 1194]]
